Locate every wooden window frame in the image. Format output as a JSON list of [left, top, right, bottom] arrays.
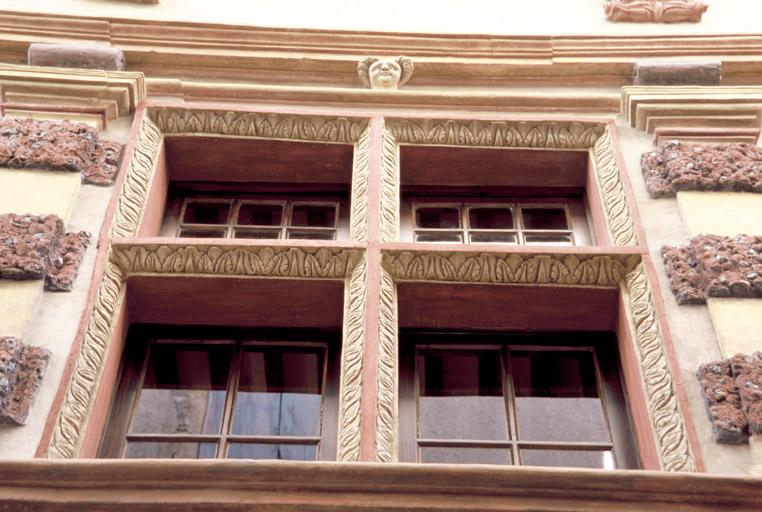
[[398, 331, 639, 470], [403, 197, 592, 246], [99, 324, 341, 461]]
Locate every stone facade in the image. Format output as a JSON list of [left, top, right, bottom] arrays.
[[641, 142, 762, 198], [604, 0, 708, 23], [662, 235, 762, 304], [0, 117, 124, 186], [0, 337, 50, 426], [698, 353, 762, 443]]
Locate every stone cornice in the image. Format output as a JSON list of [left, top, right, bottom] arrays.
[[5, 12, 762, 86], [1, 460, 760, 511]]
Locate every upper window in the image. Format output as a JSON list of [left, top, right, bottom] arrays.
[[177, 198, 340, 240], [100, 326, 340, 460], [410, 201, 586, 245], [399, 332, 638, 469]]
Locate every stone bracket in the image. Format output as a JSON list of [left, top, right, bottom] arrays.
[[698, 352, 762, 443], [0, 336, 50, 426], [662, 235, 762, 304], [604, 0, 708, 23]]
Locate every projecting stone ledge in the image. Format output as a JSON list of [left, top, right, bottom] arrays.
[[662, 235, 762, 304], [698, 353, 762, 443], [0, 117, 124, 186], [0, 337, 50, 426], [642, 142, 762, 198], [0, 213, 90, 291]]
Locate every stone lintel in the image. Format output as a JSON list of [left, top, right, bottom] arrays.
[[28, 43, 126, 72], [0, 337, 50, 426], [634, 61, 721, 86], [662, 235, 762, 304], [642, 142, 762, 198]]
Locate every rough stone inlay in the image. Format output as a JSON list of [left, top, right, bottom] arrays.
[[0, 213, 90, 290], [0, 117, 124, 186], [662, 235, 762, 304], [641, 142, 762, 198], [0, 337, 50, 426], [698, 352, 762, 443]]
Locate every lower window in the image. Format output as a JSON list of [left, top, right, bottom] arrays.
[[399, 332, 639, 469], [99, 326, 339, 460]]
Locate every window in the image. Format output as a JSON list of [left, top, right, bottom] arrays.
[[99, 326, 339, 460], [399, 332, 638, 469], [410, 201, 585, 245], [175, 198, 340, 240]]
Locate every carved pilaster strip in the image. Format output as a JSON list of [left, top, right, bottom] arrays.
[[110, 116, 163, 238], [48, 257, 125, 458], [592, 128, 639, 246], [624, 264, 696, 471], [148, 108, 368, 144], [336, 255, 367, 461], [379, 127, 400, 243], [374, 267, 398, 462], [386, 119, 605, 149], [349, 128, 371, 241]]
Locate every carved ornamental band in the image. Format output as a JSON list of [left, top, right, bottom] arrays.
[[605, 0, 708, 23]]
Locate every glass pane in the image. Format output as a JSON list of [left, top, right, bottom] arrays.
[[234, 229, 281, 239], [521, 208, 568, 230], [182, 201, 231, 225], [511, 351, 610, 443], [523, 232, 573, 246], [469, 232, 518, 244], [419, 351, 507, 440], [290, 205, 337, 228], [131, 344, 233, 435], [420, 446, 511, 465], [415, 232, 463, 243], [415, 207, 460, 229], [520, 449, 615, 469], [237, 203, 283, 226], [124, 442, 217, 459], [468, 207, 513, 229], [177, 229, 227, 238], [286, 229, 335, 240], [227, 443, 318, 461], [232, 348, 323, 436]]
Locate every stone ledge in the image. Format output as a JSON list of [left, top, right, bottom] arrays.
[[698, 352, 762, 443], [662, 235, 762, 304], [0, 337, 50, 426], [641, 142, 762, 198], [0, 213, 90, 291], [0, 117, 124, 186]]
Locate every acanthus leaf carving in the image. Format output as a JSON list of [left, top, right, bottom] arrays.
[[379, 127, 400, 243], [349, 127, 371, 242], [374, 267, 398, 462]]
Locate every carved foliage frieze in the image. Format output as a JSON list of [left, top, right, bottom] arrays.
[[386, 119, 605, 149], [382, 251, 640, 287], [349, 127, 371, 242], [592, 128, 639, 246], [149, 108, 368, 144], [625, 264, 697, 471], [375, 268, 398, 462], [379, 127, 400, 243], [605, 0, 708, 23]]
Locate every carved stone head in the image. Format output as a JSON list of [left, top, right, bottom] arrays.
[[357, 56, 414, 90]]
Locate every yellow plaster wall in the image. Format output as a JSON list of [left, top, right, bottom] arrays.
[[0, 168, 81, 222], [706, 299, 762, 357], [0, 281, 43, 338], [677, 191, 762, 237]]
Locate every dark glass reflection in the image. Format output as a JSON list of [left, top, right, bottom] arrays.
[[232, 348, 323, 437], [415, 207, 460, 229], [227, 443, 318, 461], [237, 203, 283, 226], [125, 442, 218, 459], [182, 202, 231, 225], [420, 446, 511, 465], [468, 207, 513, 229], [290, 205, 336, 228], [521, 208, 568, 230], [418, 351, 508, 440]]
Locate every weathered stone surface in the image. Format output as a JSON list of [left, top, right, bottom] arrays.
[[641, 142, 762, 198], [28, 43, 125, 71], [697, 360, 747, 443], [45, 231, 91, 292], [0, 337, 50, 426], [634, 61, 721, 86], [0, 213, 63, 280], [663, 235, 762, 304], [605, 0, 708, 23], [0, 117, 124, 186], [730, 353, 762, 435]]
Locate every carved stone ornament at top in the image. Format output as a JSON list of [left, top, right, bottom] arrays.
[[605, 0, 708, 23], [357, 57, 414, 90]]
